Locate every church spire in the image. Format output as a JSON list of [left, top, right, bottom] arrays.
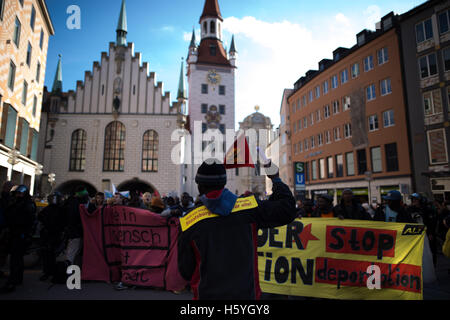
[[189, 28, 196, 48], [52, 54, 63, 93], [200, 0, 223, 22], [116, 0, 127, 46], [177, 58, 187, 101], [229, 35, 236, 54]]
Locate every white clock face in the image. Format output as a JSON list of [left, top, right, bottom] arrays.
[[207, 70, 221, 85]]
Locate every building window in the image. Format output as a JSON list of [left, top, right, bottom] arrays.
[[344, 123, 352, 139], [201, 84, 208, 94], [209, 45, 217, 56], [203, 21, 207, 34], [4, 105, 18, 148], [385, 143, 399, 172], [0, 0, 4, 20], [327, 156, 334, 178], [364, 55, 374, 72], [304, 138, 309, 151], [334, 127, 341, 141], [416, 18, 433, 43], [22, 81, 28, 105], [343, 96, 350, 111], [36, 61, 41, 83], [315, 85, 320, 98], [202, 123, 207, 133], [351, 63, 360, 78], [310, 113, 314, 126], [318, 133, 323, 146], [219, 105, 225, 115], [30, 5, 36, 31], [323, 80, 329, 94], [423, 90, 443, 116], [103, 121, 126, 172], [299, 141, 303, 153], [8, 60, 16, 91], [371, 147, 383, 173], [282, 133, 286, 145], [297, 99, 301, 111], [312, 160, 317, 180], [13, 17, 21, 47], [357, 149, 367, 175], [201, 104, 208, 114], [383, 109, 395, 127], [346, 152, 355, 176], [336, 154, 344, 177], [39, 29, 44, 49], [427, 129, 448, 165], [30, 129, 39, 161], [142, 130, 159, 172], [325, 130, 331, 144], [377, 47, 389, 65], [319, 159, 326, 179], [340, 69, 348, 84], [443, 47, 450, 72], [419, 53, 438, 79], [368, 114, 379, 132], [380, 78, 392, 96], [18, 0, 23, 7], [298, 119, 302, 131], [316, 109, 321, 122], [309, 90, 313, 102], [32, 96, 37, 117], [303, 117, 308, 129], [332, 100, 339, 114], [331, 75, 338, 89], [310, 136, 315, 149], [69, 129, 87, 172], [303, 95, 307, 106], [366, 84, 376, 101], [19, 119, 29, 155], [219, 85, 225, 95], [26, 42, 32, 67], [439, 9, 450, 35], [324, 105, 330, 118]]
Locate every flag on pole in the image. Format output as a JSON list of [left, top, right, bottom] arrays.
[[224, 134, 255, 169]]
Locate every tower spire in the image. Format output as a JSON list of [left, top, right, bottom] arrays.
[[200, 0, 223, 22], [52, 54, 63, 93], [189, 28, 196, 48], [229, 35, 236, 54], [116, 0, 127, 46], [177, 58, 187, 101]]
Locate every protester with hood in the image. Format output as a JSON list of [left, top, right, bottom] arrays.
[[179, 192, 195, 217], [64, 187, 89, 266], [38, 192, 67, 281], [161, 193, 183, 218], [373, 190, 414, 223], [333, 189, 371, 220], [0, 181, 14, 279], [0, 185, 36, 293], [312, 194, 336, 218], [178, 159, 296, 300]]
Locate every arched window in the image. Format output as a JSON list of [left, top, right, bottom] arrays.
[[203, 21, 207, 34], [210, 21, 216, 34], [142, 130, 158, 172], [69, 129, 87, 172], [103, 121, 125, 172]]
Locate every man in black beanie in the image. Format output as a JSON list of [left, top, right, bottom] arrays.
[[178, 158, 296, 300]]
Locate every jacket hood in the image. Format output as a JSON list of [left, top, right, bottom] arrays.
[[200, 188, 238, 217]]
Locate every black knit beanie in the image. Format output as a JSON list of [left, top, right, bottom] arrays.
[[195, 159, 227, 186]]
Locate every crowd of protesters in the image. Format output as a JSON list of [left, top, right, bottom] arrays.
[[0, 177, 449, 296]]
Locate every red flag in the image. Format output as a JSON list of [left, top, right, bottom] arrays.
[[224, 134, 255, 169]]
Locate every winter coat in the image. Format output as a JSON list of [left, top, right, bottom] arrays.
[[333, 199, 371, 220], [178, 178, 296, 300], [373, 204, 414, 223]]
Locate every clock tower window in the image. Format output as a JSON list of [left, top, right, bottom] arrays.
[[201, 84, 208, 94], [219, 85, 225, 96], [210, 21, 216, 34]]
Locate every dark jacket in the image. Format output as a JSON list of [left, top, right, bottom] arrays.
[[178, 178, 296, 300], [65, 196, 84, 239], [38, 204, 67, 240], [311, 206, 336, 218], [406, 204, 437, 236], [373, 204, 414, 223], [4, 196, 36, 237], [333, 199, 371, 220]]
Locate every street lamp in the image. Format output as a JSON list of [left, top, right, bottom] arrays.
[[7, 149, 20, 181], [48, 173, 56, 194]]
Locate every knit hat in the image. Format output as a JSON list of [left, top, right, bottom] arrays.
[[195, 159, 227, 186]]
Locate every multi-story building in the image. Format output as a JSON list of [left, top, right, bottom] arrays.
[[184, 0, 238, 197], [399, 0, 450, 202], [0, 0, 54, 193], [38, 0, 185, 197], [279, 89, 294, 194], [235, 106, 272, 198], [289, 13, 412, 204]]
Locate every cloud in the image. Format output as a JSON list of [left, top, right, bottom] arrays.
[[363, 5, 382, 30], [160, 25, 175, 32]]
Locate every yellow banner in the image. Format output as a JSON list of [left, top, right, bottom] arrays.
[[180, 196, 258, 231], [257, 218, 425, 300]]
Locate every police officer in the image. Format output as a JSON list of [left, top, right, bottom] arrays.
[[178, 159, 296, 300], [38, 192, 67, 281], [0, 185, 36, 293]]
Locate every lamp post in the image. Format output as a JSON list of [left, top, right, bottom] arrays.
[[7, 149, 20, 182], [48, 173, 56, 194]]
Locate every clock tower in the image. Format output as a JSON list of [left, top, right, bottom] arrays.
[[185, 0, 237, 195]]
